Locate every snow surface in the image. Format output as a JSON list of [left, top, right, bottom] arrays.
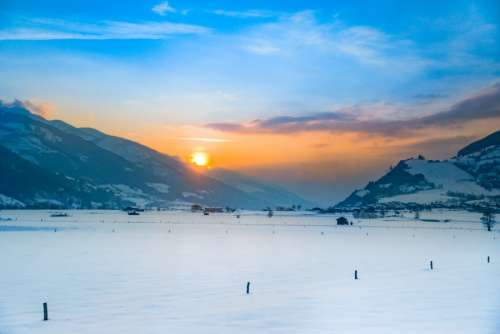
[[354, 189, 369, 197], [0, 210, 499, 334], [405, 159, 491, 195], [182, 192, 204, 199], [146, 183, 170, 194], [380, 159, 499, 204], [379, 189, 451, 204], [98, 184, 149, 207], [0, 194, 25, 208]]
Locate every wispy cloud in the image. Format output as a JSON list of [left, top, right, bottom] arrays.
[[211, 9, 278, 19], [0, 99, 56, 118], [237, 10, 425, 69], [243, 42, 280, 55], [152, 2, 176, 16], [22, 100, 56, 118], [0, 18, 210, 40], [207, 83, 500, 137], [413, 93, 448, 101], [180, 137, 232, 143]]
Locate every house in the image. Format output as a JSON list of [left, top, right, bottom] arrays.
[[337, 216, 349, 225], [191, 204, 203, 212]]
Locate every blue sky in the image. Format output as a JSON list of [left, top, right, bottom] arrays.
[[1, 0, 498, 123], [1, 1, 499, 203]]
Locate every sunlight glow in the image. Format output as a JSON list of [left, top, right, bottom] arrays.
[[191, 151, 209, 167]]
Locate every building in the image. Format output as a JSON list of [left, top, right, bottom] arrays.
[[337, 216, 349, 225]]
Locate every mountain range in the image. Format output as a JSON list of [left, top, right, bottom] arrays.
[[0, 100, 311, 210], [2, 100, 498, 211], [336, 130, 500, 209]]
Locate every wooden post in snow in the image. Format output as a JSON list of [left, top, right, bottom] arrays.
[[430, 261, 433, 270], [246, 282, 250, 294], [43, 303, 48, 321], [354, 270, 358, 280]]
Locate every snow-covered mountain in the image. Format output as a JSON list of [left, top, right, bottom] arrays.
[[337, 131, 500, 209], [0, 100, 305, 209], [206, 168, 314, 208]]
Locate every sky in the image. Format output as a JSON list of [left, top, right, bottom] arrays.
[[1, 0, 499, 205]]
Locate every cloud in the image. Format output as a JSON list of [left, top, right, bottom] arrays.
[[413, 93, 448, 101], [236, 10, 424, 68], [206, 83, 500, 137], [22, 100, 56, 118], [211, 9, 278, 19], [243, 42, 280, 55], [398, 135, 476, 157], [0, 18, 210, 40], [180, 137, 232, 143], [0, 99, 55, 118], [152, 2, 176, 16]]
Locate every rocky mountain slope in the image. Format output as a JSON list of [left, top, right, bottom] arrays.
[[337, 131, 500, 209], [0, 100, 307, 209]]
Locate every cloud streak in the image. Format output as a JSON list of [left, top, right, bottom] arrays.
[[152, 2, 176, 16], [180, 137, 232, 143], [207, 83, 500, 137], [236, 11, 427, 69], [0, 18, 210, 40], [22, 100, 56, 118], [211, 9, 279, 19]]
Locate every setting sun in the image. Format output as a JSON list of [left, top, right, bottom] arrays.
[[190, 151, 209, 167]]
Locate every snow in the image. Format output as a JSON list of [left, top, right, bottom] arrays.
[[146, 183, 170, 194], [33, 197, 64, 206], [354, 189, 370, 197], [0, 210, 499, 334], [379, 189, 451, 204], [381, 159, 500, 205], [0, 194, 25, 207], [99, 184, 149, 207], [38, 128, 62, 144], [182, 192, 204, 199], [482, 147, 500, 160]]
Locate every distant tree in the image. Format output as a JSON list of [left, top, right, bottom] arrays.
[[414, 210, 420, 220], [481, 210, 496, 232], [417, 154, 426, 160], [267, 209, 273, 218]]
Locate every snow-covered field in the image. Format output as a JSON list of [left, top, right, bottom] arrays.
[[0, 210, 499, 334]]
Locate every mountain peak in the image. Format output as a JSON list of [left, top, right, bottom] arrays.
[[0, 99, 33, 116], [336, 131, 500, 209], [457, 130, 500, 157], [0, 108, 301, 209]]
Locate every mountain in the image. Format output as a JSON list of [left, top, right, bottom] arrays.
[[0, 100, 300, 209], [206, 168, 314, 208], [454, 131, 500, 190], [337, 131, 500, 209]]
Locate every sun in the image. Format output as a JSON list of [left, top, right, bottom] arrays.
[[190, 151, 209, 167]]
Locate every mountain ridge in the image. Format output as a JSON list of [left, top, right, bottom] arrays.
[[336, 131, 500, 209], [0, 100, 309, 209]]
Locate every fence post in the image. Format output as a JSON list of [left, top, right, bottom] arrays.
[[43, 303, 48, 321]]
